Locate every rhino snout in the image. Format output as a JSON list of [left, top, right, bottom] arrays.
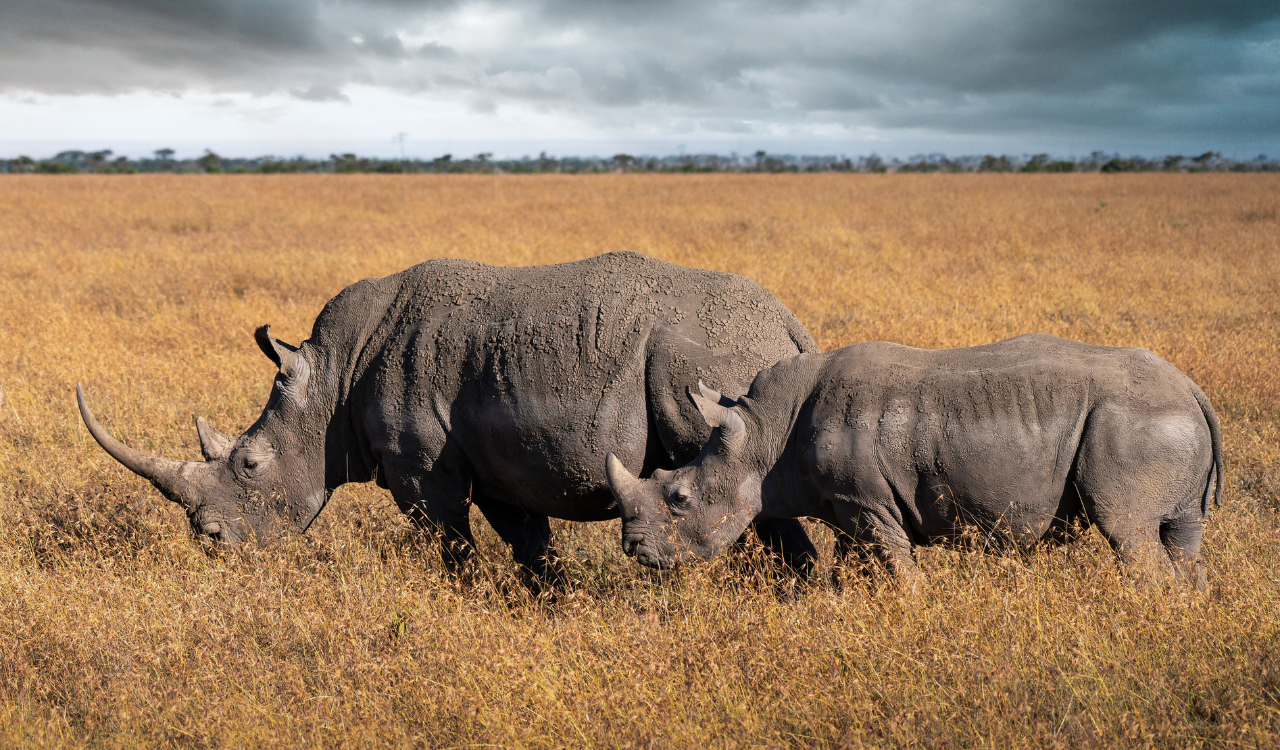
[[194, 520, 230, 548], [622, 525, 680, 570], [635, 547, 679, 570], [193, 514, 251, 547]]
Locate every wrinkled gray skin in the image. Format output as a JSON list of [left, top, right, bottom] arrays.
[[77, 252, 821, 587], [606, 334, 1224, 588]]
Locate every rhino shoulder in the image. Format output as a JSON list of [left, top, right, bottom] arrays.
[[302, 259, 496, 363], [307, 275, 400, 345]]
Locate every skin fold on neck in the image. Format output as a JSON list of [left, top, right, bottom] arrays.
[[731, 353, 826, 521]]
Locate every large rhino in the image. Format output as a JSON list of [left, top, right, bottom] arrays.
[[605, 334, 1223, 588], [78, 252, 820, 586]]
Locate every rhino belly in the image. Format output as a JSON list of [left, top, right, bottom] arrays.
[[902, 415, 1082, 544], [456, 390, 651, 522]]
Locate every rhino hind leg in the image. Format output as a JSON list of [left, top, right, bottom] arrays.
[[1160, 511, 1208, 590], [1078, 479, 1209, 589], [472, 496, 566, 593], [1073, 406, 1213, 589]]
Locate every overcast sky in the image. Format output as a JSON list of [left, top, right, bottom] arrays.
[[2, 0, 1278, 158]]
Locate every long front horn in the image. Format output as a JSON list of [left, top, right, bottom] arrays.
[[605, 453, 642, 498], [606, 452, 653, 521], [76, 383, 199, 507]]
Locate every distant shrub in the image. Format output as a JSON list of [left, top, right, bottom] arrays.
[[1045, 160, 1076, 172], [979, 155, 1014, 172], [259, 160, 302, 174], [8, 156, 36, 174], [863, 155, 887, 173], [196, 150, 223, 173], [1101, 157, 1153, 173], [762, 157, 788, 173], [1019, 154, 1051, 172], [36, 161, 78, 174], [897, 161, 938, 173], [331, 153, 371, 173]]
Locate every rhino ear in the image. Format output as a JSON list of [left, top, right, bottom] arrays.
[[688, 381, 747, 454], [696, 380, 737, 408], [689, 380, 736, 424], [196, 416, 234, 462], [255, 325, 296, 367], [255, 325, 308, 381]]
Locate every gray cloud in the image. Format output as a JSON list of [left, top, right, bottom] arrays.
[[291, 83, 348, 101], [1, 0, 1277, 149]]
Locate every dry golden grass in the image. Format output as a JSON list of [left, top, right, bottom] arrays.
[[1, 174, 1278, 748]]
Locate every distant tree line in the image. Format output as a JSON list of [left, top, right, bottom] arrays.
[[2, 148, 1277, 175]]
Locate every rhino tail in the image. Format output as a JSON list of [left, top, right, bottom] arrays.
[[1191, 383, 1224, 516]]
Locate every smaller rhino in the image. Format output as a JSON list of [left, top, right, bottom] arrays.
[[605, 334, 1223, 587]]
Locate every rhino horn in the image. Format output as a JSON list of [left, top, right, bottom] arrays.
[[689, 381, 748, 453], [77, 384, 202, 508], [605, 452, 641, 496], [605, 453, 648, 518], [196, 416, 234, 462]]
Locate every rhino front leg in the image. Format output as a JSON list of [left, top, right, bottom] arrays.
[[827, 523, 878, 589], [832, 499, 920, 584], [473, 495, 566, 593], [385, 466, 476, 575], [744, 518, 818, 580]]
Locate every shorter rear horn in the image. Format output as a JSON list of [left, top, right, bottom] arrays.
[[689, 382, 749, 453], [196, 417, 234, 462]]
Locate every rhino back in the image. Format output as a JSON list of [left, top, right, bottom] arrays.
[[816, 334, 1197, 422], [796, 334, 1206, 539], [364, 252, 809, 394], [326, 252, 813, 519]]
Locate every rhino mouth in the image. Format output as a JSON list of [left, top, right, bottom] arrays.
[[186, 509, 247, 549], [296, 489, 333, 533], [621, 521, 682, 570]]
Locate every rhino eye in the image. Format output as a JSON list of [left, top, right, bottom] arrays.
[[239, 453, 267, 473], [668, 488, 693, 508]]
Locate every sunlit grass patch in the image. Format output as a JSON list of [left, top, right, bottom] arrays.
[[1, 173, 1278, 747]]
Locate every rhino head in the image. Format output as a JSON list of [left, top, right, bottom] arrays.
[[605, 382, 763, 569], [78, 326, 332, 547]]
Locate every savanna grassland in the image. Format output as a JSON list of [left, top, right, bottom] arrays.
[[0, 174, 1278, 748]]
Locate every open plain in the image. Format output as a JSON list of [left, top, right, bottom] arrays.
[[1, 173, 1278, 747]]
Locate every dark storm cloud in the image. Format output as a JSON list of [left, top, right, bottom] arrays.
[[2, 0, 1277, 145]]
